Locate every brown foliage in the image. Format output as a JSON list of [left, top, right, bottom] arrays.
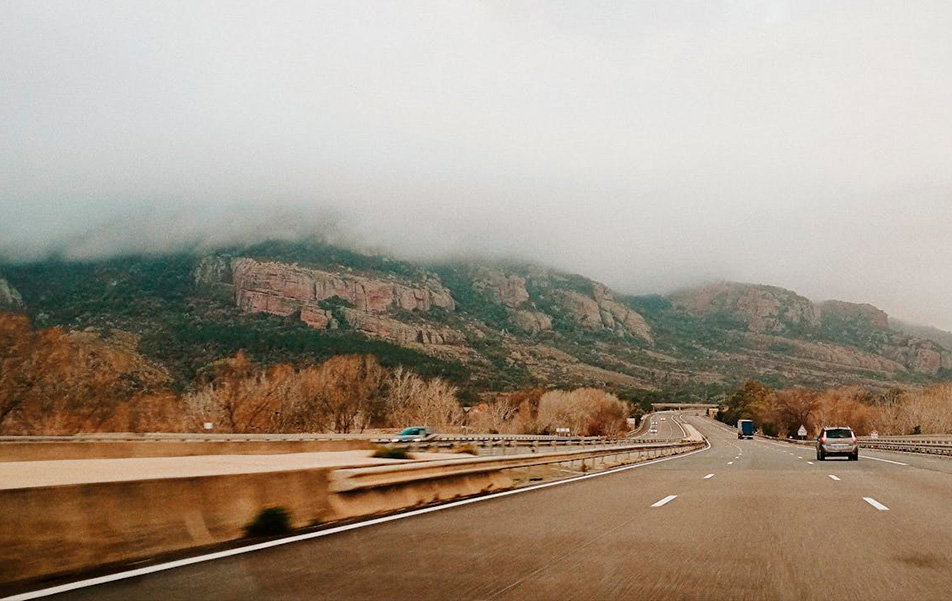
[[535, 388, 629, 436], [383, 367, 462, 430], [0, 313, 178, 434], [187, 354, 390, 433]]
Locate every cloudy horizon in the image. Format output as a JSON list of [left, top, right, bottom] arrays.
[[2, 1, 951, 329]]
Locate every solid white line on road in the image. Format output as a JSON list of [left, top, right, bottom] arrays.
[[651, 495, 678, 507], [864, 455, 908, 466], [1, 440, 712, 601], [863, 497, 889, 511], [828, 475, 840, 481], [704, 474, 715, 479]]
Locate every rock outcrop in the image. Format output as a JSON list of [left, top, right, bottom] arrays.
[[671, 282, 818, 334], [472, 268, 530, 308], [339, 309, 463, 346], [0, 278, 24, 312], [194, 256, 462, 346], [230, 258, 455, 314], [671, 282, 952, 376], [817, 300, 889, 330], [508, 309, 553, 334], [555, 284, 652, 342], [881, 339, 951, 376]]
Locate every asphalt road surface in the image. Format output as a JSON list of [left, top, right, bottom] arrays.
[[26, 412, 952, 601]]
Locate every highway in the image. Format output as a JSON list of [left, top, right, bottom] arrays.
[[21, 412, 952, 601]]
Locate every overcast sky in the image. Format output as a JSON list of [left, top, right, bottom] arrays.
[[2, 1, 951, 328]]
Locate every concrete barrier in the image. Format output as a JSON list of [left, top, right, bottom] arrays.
[[0, 468, 335, 586], [0, 441, 703, 588]]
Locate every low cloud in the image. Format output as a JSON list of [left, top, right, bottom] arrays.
[[2, 2, 951, 329]]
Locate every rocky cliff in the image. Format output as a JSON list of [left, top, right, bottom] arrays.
[[6, 246, 949, 398], [471, 267, 530, 308], [671, 282, 952, 376], [195, 256, 461, 347], [817, 300, 890, 330], [0, 278, 24, 312], [670, 282, 818, 334], [437, 264, 652, 341]]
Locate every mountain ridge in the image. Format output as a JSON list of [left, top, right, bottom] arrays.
[[2, 243, 950, 402]]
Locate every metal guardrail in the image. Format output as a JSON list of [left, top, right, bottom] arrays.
[[330, 440, 706, 493], [0, 431, 679, 447], [763, 433, 952, 457], [857, 439, 952, 456]]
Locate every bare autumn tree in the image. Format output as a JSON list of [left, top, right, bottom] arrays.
[[1, 313, 178, 434], [510, 388, 545, 434], [811, 387, 876, 436], [384, 367, 462, 430], [879, 383, 952, 435], [0, 313, 66, 430], [772, 388, 820, 437], [294, 355, 387, 433], [465, 392, 520, 433], [187, 352, 277, 432], [535, 388, 629, 436]]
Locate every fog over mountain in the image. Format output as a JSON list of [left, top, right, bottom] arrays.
[[2, 2, 951, 329]]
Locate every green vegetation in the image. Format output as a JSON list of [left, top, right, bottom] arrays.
[[430, 264, 510, 329], [2, 255, 469, 391], [3, 244, 946, 406], [233, 239, 424, 280]]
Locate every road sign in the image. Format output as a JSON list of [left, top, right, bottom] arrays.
[[870, 430, 879, 439], [797, 425, 807, 437]]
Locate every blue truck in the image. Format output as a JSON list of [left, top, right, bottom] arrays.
[[736, 419, 754, 439]]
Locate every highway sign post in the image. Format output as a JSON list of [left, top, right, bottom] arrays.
[[797, 425, 807, 440]]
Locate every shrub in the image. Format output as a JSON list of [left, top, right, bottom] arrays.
[[245, 507, 291, 537], [452, 444, 478, 455], [372, 446, 411, 459]]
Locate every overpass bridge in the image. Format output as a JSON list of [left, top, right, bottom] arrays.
[[651, 402, 720, 412]]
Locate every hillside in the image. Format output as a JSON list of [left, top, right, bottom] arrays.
[[890, 318, 952, 353], [2, 243, 950, 405]]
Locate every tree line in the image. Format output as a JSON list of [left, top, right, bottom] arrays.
[[0, 313, 630, 436], [718, 379, 952, 437]]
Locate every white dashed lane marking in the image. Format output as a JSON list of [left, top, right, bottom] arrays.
[[863, 497, 889, 511], [651, 495, 678, 508], [863, 456, 908, 466], [703, 474, 715, 479], [828, 475, 840, 481]]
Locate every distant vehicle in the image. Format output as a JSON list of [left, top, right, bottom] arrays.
[[737, 419, 754, 439], [816, 426, 858, 461], [391, 427, 436, 443], [660, 417, 666, 421]]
